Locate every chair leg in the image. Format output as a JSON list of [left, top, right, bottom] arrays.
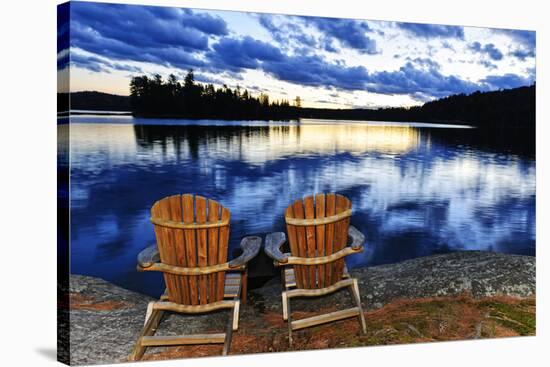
[[282, 292, 288, 321], [241, 269, 248, 305], [232, 300, 240, 331], [143, 301, 154, 326], [286, 295, 293, 347], [130, 305, 164, 361], [349, 279, 367, 334], [222, 305, 235, 355]]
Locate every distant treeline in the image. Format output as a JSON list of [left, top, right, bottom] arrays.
[[130, 71, 300, 120], [57, 91, 131, 112], [301, 84, 535, 128], [60, 82, 535, 128]]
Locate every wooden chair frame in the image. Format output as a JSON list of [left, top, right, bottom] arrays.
[[265, 225, 367, 346], [130, 235, 261, 360]]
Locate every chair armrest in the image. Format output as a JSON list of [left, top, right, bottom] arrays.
[[348, 225, 365, 250], [264, 232, 289, 264], [137, 244, 160, 268], [228, 236, 262, 269]]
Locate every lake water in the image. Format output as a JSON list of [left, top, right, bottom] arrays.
[[62, 117, 536, 297]]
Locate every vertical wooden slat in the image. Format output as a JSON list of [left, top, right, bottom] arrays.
[[151, 202, 173, 301], [342, 196, 352, 277], [207, 199, 220, 302], [303, 196, 316, 289], [157, 198, 182, 303], [195, 196, 208, 304], [285, 205, 302, 289], [168, 195, 189, 304], [333, 194, 350, 282], [315, 193, 326, 288], [217, 207, 230, 300], [182, 194, 199, 305], [325, 194, 336, 286], [293, 199, 309, 288]]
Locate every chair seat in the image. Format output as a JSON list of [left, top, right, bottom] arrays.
[[159, 272, 242, 302], [223, 272, 242, 298], [283, 265, 349, 289]]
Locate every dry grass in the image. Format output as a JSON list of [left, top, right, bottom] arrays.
[[139, 293, 535, 360], [70, 293, 130, 311]]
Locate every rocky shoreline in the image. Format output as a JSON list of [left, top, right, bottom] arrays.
[[64, 251, 535, 365]]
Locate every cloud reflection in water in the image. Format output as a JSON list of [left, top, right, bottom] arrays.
[[68, 118, 535, 296]]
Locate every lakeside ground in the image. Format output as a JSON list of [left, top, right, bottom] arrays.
[[61, 251, 535, 365], [138, 295, 535, 361]]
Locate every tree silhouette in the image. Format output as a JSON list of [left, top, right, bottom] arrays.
[[129, 70, 300, 120], [294, 96, 302, 108], [299, 84, 535, 128]]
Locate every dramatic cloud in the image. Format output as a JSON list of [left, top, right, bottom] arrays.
[[494, 29, 535, 62], [258, 14, 318, 52], [397, 23, 464, 39], [480, 73, 534, 90], [367, 62, 480, 97], [478, 60, 497, 70], [322, 37, 338, 52], [209, 36, 284, 72], [70, 53, 143, 74], [66, 2, 535, 106], [58, 49, 70, 71], [497, 29, 535, 49], [206, 36, 486, 97], [303, 17, 378, 54], [469, 42, 504, 61], [263, 55, 370, 90], [57, 3, 70, 70], [509, 48, 535, 61], [405, 57, 442, 70], [207, 36, 369, 90], [70, 2, 227, 70]]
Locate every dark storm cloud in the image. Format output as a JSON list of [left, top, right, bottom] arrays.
[[257, 14, 317, 51], [206, 36, 368, 90], [263, 55, 370, 90], [495, 29, 535, 61], [480, 73, 534, 90], [478, 60, 497, 70], [57, 2, 70, 70], [206, 36, 493, 97], [69, 2, 226, 71], [70, 53, 143, 74], [303, 16, 378, 54], [397, 23, 465, 39], [405, 57, 442, 70], [67, 2, 534, 102], [469, 42, 504, 61], [497, 29, 535, 49], [366, 62, 480, 97], [322, 37, 338, 53], [509, 47, 535, 61], [208, 36, 285, 72]]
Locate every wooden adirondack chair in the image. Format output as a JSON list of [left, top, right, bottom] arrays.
[[265, 193, 367, 346], [130, 194, 261, 360]]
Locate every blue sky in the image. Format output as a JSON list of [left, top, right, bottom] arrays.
[[58, 1, 536, 108]]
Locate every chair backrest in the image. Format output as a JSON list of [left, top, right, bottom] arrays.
[[151, 194, 230, 305], [284, 193, 351, 289]]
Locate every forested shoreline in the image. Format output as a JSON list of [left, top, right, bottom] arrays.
[[129, 70, 301, 120], [60, 74, 535, 128]]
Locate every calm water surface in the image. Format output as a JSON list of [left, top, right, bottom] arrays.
[[63, 117, 536, 297]]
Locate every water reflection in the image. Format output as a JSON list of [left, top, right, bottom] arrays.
[[69, 118, 535, 296]]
